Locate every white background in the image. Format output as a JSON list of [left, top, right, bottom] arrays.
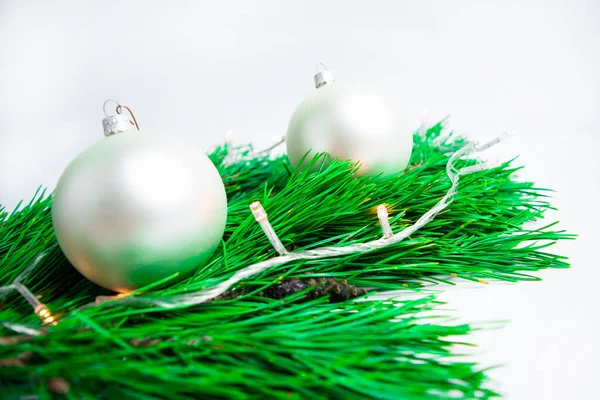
[[1, 1, 598, 398]]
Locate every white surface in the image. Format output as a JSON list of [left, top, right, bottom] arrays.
[[0, 1, 598, 398]]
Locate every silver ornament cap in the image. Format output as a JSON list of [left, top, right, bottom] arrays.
[[314, 63, 334, 88], [102, 114, 134, 136]]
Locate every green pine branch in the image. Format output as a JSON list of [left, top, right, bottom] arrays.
[[0, 121, 572, 398], [2, 294, 498, 399]]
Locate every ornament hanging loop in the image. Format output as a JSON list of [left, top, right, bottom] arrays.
[[316, 62, 328, 73], [103, 99, 120, 117], [116, 104, 140, 131]]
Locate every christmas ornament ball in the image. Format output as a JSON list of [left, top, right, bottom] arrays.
[[286, 69, 413, 175], [52, 126, 227, 293]]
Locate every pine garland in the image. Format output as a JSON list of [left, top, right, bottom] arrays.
[[0, 122, 572, 398]]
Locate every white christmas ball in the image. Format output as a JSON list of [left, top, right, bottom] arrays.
[[286, 82, 413, 175], [52, 131, 227, 293]]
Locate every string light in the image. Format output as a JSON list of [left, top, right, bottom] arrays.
[[135, 133, 510, 308], [250, 202, 288, 256], [34, 304, 56, 325], [0, 283, 56, 325], [1, 133, 510, 316], [0, 246, 57, 330], [377, 205, 393, 239]]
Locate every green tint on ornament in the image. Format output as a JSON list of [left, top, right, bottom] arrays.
[[52, 130, 227, 293]]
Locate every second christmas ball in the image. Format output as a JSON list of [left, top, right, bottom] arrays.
[[52, 104, 227, 293], [286, 66, 413, 175]]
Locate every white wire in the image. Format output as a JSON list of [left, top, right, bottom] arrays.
[[223, 135, 286, 165], [0, 246, 55, 306], [2, 322, 42, 336], [0, 133, 509, 316], [139, 134, 508, 308]]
